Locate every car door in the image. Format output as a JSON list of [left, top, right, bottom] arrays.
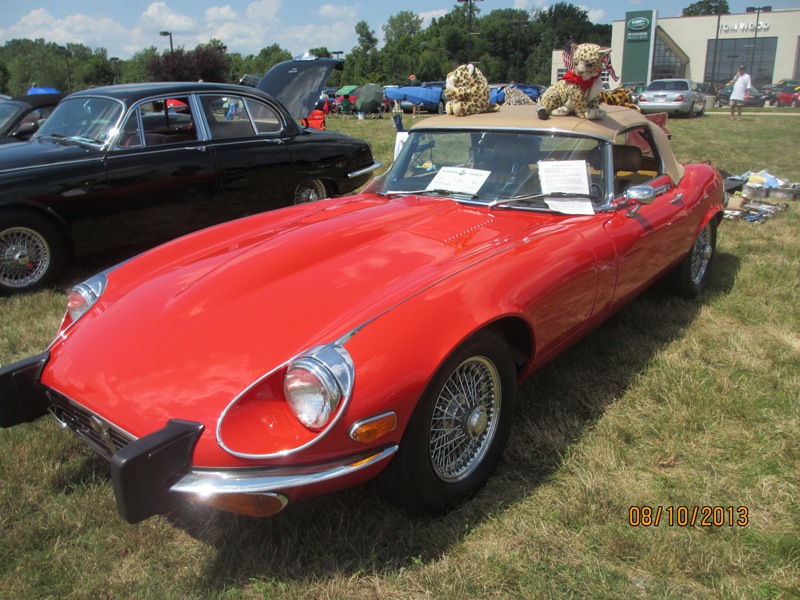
[[197, 93, 295, 209], [101, 95, 223, 251], [602, 132, 689, 307]]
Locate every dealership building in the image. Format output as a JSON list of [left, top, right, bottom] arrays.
[[551, 8, 800, 89]]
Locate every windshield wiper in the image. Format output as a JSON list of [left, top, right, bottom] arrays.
[[382, 189, 480, 200], [488, 192, 595, 209]]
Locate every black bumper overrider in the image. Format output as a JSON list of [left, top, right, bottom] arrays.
[[0, 352, 50, 428], [110, 419, 204, 524]]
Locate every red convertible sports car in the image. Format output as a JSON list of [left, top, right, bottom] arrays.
[[0, 105, 724, 523]]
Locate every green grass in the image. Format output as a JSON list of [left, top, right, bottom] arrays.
[[1, 110, 799, 599]]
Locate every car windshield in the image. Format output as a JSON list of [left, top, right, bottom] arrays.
[[381, 130, 606, 212], [0, 102, 24, 131], [35, 97, 124, 145]]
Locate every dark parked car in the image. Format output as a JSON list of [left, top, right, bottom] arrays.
[[0, 58, 380, 294], [0, 93, 66, 143], [715, 84, 767, 107], [637, 79, 707, 117]]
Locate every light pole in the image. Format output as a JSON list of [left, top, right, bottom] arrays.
[[110, 57, 119, 84], [57, 45, 72, 92], [159, 30, 174, 52], [332, 50, 344, 60], [456, 0, 483, 64], [745, 6, 771, 85], [514, 22, 529, 82]]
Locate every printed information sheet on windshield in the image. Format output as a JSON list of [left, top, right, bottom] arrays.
[[427, 167, 491, 196], [538, 160, 595, 215]]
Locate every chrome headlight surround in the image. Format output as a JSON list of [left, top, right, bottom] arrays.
[[284, 344, 354, 430], [63, 272, 108, 328]]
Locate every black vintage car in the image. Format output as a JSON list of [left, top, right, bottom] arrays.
[[0, 93, 66, 143], [0, 58, 380, 294]]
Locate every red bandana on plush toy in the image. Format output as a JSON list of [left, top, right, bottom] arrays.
[[561, 70, 598, 90]]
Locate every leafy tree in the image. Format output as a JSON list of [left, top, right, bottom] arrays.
[[383, 11, 424, 45], [192, 43, 233, 82], [682, 0, 730, 16]]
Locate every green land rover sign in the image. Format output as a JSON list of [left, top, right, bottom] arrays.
[[626, 16, 651, 41]]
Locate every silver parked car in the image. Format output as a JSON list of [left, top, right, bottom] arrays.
[[637, 79, 707, 117]]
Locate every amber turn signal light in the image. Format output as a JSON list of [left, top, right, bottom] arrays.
[[349, 412, 397, 443]]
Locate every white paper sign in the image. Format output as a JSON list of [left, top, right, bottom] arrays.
[[544, 198, 595, 215], [538, 160, 591, 195], [427, 167, 491, 196]]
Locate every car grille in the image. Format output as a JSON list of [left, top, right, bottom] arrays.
[[46, 389, 136, 460]]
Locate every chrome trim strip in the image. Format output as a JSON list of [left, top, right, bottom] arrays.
[[348, 161, 382, 179], [170, 445, 398, 496]]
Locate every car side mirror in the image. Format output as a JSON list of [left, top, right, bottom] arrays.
[[624, 186, 655, 217], [12, 122, 39, 139]]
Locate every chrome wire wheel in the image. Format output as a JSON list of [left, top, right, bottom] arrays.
[[0, 225, 51, 289], [690, 224, 713, 286], [429, 355, 502, 483], [293, 179, 327, 204]]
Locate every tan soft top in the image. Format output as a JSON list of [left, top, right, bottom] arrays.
[[412, 104, 684, 184]]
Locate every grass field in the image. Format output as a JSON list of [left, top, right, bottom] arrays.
[[1, 107, 798, 599]]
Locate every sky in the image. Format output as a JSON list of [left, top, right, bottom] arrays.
[[1, 1, 797, 60]]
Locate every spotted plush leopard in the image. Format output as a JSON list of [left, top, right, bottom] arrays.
[[599, 87, 641, 111], [537, 43, 611, 120], [445, 64, 498, 117], [503, 86, 535, 106]]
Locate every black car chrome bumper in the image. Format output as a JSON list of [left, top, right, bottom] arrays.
[[0, 352, 50, 428]]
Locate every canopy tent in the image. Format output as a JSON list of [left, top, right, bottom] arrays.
[[335, 85, 360, 97], [355, 83, 383, 114]]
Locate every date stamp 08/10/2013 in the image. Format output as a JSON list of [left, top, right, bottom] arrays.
[[628, 506, 749, 527]]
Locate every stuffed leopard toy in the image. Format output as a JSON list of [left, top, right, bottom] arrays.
[[598, 87, 641, 111], [445, 64, 498, 117], [537, 43, 611, 120]]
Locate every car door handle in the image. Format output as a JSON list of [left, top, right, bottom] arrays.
[[671, 193, 684, 204], [185, 146, 207, 152]]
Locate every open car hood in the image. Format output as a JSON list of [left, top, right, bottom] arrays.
[[257, 57, 343, 120]]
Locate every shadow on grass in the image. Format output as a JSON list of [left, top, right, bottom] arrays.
[[127, 250, 738, 593]]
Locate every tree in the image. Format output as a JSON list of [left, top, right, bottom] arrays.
[[682, 0, 730, 16], [383, 11, 424, 45]]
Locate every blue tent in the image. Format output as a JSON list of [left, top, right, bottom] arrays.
[[27, 87, 61, 95]]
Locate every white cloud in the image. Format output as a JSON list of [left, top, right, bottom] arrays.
[[245, 0, 282, 24], [140, 2, 199, 32], [205, 5, 240, 22], [419, 10, 448, 27], [320, 3, 357, 20]]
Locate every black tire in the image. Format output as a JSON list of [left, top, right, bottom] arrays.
[[378, 328, 517, 514], [0, 210, 66, 295], [666, 220, 717, 299], [292, 179, 328, 204]]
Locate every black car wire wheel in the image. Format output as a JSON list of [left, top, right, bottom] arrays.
[[0, 225, 51, 289]]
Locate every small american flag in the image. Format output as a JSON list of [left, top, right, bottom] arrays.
[[563, 37, 576, 71]]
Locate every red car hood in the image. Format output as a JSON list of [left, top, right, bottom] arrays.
[[45, 195, 560, 433]]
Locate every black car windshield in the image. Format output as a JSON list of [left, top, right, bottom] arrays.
[[381, 130, 605, 213], [35, 97, 124, 145], [0, 102, 24, 131]]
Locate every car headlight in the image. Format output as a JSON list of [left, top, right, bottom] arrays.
[[284, 345, 354, 430], [64, 273, 108, 326]]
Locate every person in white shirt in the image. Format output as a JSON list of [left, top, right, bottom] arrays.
[[730, 65, 751, 121]]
